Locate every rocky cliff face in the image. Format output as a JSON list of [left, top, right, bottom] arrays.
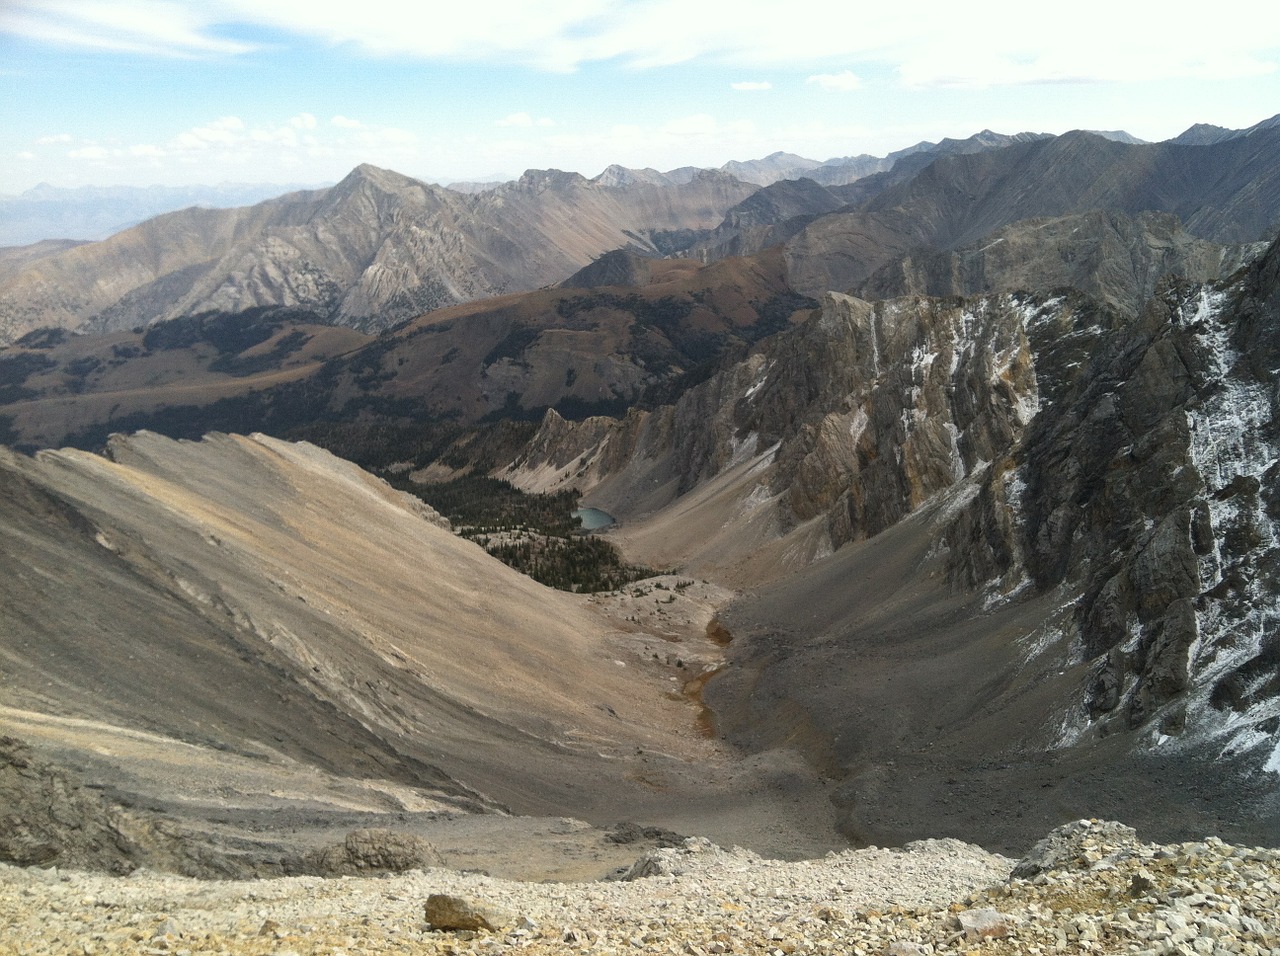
[[506, 236, 1280, 843], [0, 165, 758, 345]]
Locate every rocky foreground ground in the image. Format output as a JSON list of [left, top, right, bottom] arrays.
[[2, 820, 1278, 956]]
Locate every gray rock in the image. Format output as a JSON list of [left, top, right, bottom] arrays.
[[424, 894, 513, 932], [302, 828, 445, 876], [1012, 820, 1139, 879], [957, 907, 1012, 939]]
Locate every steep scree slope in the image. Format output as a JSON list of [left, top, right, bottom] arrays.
[[0, 431, 842, 866]]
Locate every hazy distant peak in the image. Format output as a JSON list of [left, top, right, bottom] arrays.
[[591, 165, 672, 188], [337, 163, 423, 190], [1085, 130, 1148, 144], [514, 168, 590, 190], [444, 180, 504, 194], [718, 152, 821, 186], [1170, 122, 1236, 146], [1170, 113, 1280, 146], [1245, 113, 1280, 135], [659, 166, 703, 185]]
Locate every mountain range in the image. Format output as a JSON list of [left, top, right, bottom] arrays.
[[2, 113, 1280, 868], [3, 121, 1279, 350]]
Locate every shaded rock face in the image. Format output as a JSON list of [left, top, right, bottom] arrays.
[[743, 292, 1049, 548], [855, 211, 1264, 319], [0, 736, 143, 872], [998, 254, 1280, 758]]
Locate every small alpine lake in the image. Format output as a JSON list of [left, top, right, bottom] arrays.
[[571, 507, 616, 530]]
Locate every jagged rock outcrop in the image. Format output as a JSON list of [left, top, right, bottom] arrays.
[[300, 829, 445, 876], [999, 249, 1280, 754], [0, 735, 148, 872]]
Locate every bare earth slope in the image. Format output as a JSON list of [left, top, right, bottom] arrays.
[[0, 432, 839, 874]]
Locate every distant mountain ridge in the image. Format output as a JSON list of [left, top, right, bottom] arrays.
[[0, 180, 325, 247], [0, 164, 756, 344], [783, 126, 1280, 297]]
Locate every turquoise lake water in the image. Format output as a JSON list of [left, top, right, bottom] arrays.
[[571, 507, 616, 530]]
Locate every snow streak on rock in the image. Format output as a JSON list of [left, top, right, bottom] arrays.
[[1178, 288, 1280, 771]]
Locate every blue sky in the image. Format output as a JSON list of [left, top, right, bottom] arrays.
[[2, 0, 1278, 193]]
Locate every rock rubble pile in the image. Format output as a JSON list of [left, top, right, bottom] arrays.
[[1, 821, 1277, 956]]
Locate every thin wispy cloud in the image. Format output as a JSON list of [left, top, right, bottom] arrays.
[[2, 0, 256, 57], [731, 81, 771, 91], [4, 0, 1275, 84]]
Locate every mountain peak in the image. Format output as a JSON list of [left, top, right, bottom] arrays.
[[322, 164, 431, 205], [515, 168, 590, 191]]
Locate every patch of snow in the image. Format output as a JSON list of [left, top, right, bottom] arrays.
[[1267, 739, 1280, 775], [847, 406, 870, 447], [726, 432, 760, 468], [740, 483, 774, 512], [944, 422, 965, 481], [1165, 286, 1280, 772]]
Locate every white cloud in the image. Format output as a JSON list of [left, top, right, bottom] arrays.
[[2, 0, 255, 57], [3, 1, 1276, 98], [68, 145, 110, 159], [496, 112, 555, 129], [731, 81, 771, 91], [17, 150, 37, 160], [35, 114, 422, 187], [331, 115, 363, 129], [36, 133, 74, 144], [496, 112, 535, 128], [807, 70, 861, 92]]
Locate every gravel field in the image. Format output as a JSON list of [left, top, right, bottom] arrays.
[[3, 820, 1278, 956]]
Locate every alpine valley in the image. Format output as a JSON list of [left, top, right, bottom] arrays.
[[3, 115, 1280, 881]]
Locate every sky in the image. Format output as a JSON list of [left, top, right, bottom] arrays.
[[1, 0, 1279, 194]]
